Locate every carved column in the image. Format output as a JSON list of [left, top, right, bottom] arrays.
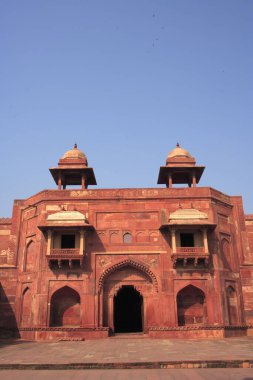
[[47, 230, 53, 256], [80, 229, 86, 255], [171, 227, 176, 254]]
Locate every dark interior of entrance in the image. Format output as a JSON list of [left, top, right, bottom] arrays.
[[114, 286, 143, 333]]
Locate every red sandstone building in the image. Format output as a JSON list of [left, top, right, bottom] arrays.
[[1, 144, 253, 340]]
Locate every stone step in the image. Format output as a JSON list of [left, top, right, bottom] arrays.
[[0, 360, 252, 370], [110, 333, 149, 339]]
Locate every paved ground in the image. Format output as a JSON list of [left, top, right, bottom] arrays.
[[0, 369, 253, 380], [0, 337, 253, 365]]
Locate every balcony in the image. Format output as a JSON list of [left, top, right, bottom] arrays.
[[172, 246, 209, 268], [47, 248, 84, 268]]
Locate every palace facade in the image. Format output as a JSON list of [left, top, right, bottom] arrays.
[[0, 144, 253, 340]]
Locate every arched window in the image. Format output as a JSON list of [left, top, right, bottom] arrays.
[[110, 232, 121, 244], [21, 287, 32, 326], [123, 233, 132, 244], [177, 285, 207, 326], [149, 232, 159, 243], [50, 286, 80, 327], [136, 232, 145, 243]]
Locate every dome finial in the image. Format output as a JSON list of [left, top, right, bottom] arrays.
[[176, 142, 180, 147], [74, 143, 77, 149]]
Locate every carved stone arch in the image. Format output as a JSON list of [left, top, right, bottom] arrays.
[[25, 237, 35, 249], [50, 283, 80, 298], [123, 232, 132, 243], [110, 231, 121, 244], [177, 282, 206, 296], [98, 258, 158, 292], [23, 285, 29, 294], [136, 231, 146, 243]]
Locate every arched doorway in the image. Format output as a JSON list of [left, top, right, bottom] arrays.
[[100, 260, 157, 333], [50, 286, 80, 327], [177, 285, 207, 326], [114, 286, 143, 333]]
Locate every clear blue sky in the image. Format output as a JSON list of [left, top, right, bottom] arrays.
[[0, 0, 252, 216]]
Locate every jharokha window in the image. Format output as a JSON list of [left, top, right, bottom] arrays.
[[61, 234, 75, 249], [180, 233, 194, 247]]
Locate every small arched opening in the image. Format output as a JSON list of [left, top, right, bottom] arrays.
[[177, 285, 207, 326], [50, 286, 80, 327], [123, 232, 132, 244]]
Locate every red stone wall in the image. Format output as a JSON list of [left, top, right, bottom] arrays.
[[0, 187, 252, 339], [242, 215, 253, 324]]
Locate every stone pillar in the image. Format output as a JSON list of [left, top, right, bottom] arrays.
[[203, 228, 208, 254], [192, 171, 197, 187], [47, 230, 52, 256], [81, 174, 85, 189], [168, 174, 173, 188], [80, 230, 86, 255], [98, 292, 103, 327], [57, 173, 62, 190], [171, 227, 176, 253], [108, 295, 114, 331]]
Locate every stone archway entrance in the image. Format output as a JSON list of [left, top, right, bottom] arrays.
[[100, 262, 157, 333], [114, 286, 143, 333]]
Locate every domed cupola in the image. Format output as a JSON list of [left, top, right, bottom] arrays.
[[166, 143, 193, 163], [49, 144, 97, 189], [158, 143, 205, 188], [60, 144, 88, 165]]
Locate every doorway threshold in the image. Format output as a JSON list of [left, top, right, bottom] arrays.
[[110, 332, 149, 339]]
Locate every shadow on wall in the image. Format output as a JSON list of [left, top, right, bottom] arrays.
[[0, 283, 20, 340]]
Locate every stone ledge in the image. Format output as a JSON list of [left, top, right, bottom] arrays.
[[149, 325, 250, 331], [0, 360, 253, 370], [18, 327, 109, 331]]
